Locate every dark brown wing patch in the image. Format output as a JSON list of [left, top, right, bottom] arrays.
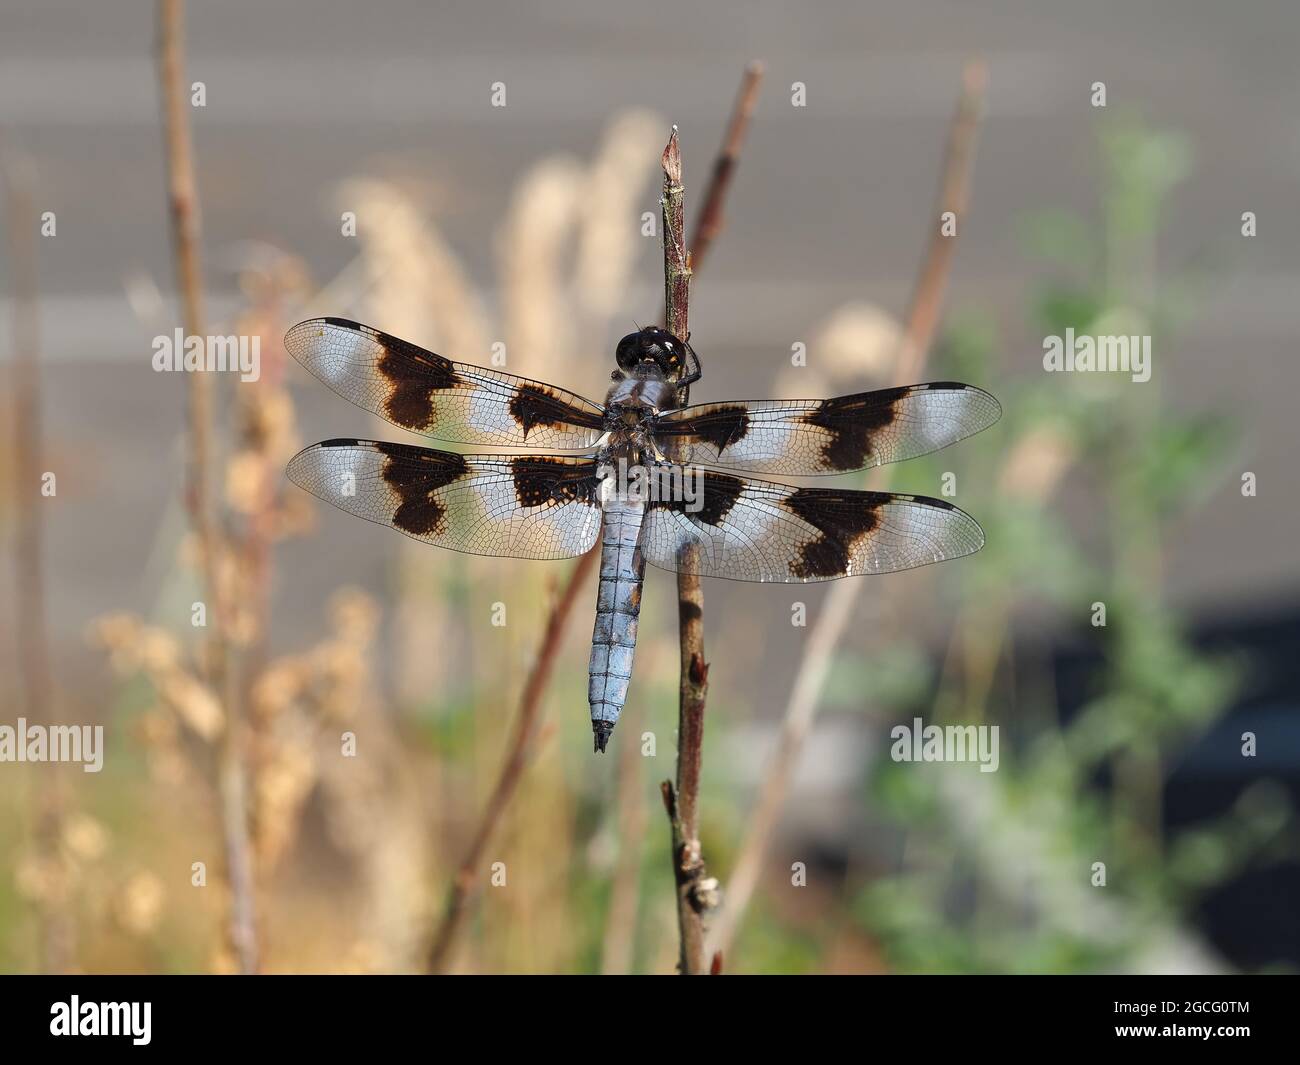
[[648, 468, 745, 527], [801, 389, 902, 471], [784, 487, 888, 579], [373, 441, 469, 535], [509, 383, 606, 440], [665, 403, 751, 454], [511, 455, 600, 508], [355, 321, 458, 432]]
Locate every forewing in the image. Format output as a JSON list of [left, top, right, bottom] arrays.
[[650, 383, 1000, 475], [285, 318, 607, 449], [287, 439, 602, 560], [639, 466, 984, 583]]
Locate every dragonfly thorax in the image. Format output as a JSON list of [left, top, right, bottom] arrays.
[[605, 366, 676, 413]]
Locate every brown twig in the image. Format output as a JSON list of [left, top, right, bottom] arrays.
[[3, 148, 73, 973], [898, 60, 987, 378], [689, 61, 764, 274], [158, 0, 259, 974], [660, 127, 713, 975], [427, 544, 599, 973], [709, 59, 988, 963], [660, 62, 764, 977]]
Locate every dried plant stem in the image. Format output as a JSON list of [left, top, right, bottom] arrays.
[[897, 61, 987, 377], [591, 69, 770, 976], [158, 0, 258, 974], [709, 60, 987, 962], [659, 63, 764, 977], [660, 127, 715, 976], [428, 545, 599, 973], [689, 61, 764, 273], [3, 151, 72, 973]]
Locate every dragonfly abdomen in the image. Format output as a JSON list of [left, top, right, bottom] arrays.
[[588, 496, 646, 753]]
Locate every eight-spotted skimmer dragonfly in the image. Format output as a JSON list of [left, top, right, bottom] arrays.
[[285, 318, 1000, 753]]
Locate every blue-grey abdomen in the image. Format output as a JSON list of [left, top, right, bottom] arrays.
[[588, 496, 646, 752]]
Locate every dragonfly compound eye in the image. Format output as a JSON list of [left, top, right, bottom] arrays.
[[615, 327, 686, 376]]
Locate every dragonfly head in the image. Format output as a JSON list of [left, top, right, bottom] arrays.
[[615, 326, 688, 380]]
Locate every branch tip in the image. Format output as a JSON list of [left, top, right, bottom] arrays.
[[661, 128, 682, 183]]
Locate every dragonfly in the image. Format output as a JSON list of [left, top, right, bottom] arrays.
[[285, 318, 1001, 753]]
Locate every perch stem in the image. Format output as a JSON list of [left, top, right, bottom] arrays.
[[660, 60, 764, 976], [662, 127, 712, 976]]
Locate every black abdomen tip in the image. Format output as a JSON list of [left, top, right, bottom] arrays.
[[593, 721, 615, 754]]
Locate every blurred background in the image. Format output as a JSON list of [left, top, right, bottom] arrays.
[[2, 0, 1298, 974]]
